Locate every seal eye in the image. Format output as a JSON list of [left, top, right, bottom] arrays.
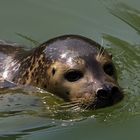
[[64, 70, 83, 82], [103, 63, 114, 76]]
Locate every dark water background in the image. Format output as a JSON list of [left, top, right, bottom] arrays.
[[0, 0, 140, 139]]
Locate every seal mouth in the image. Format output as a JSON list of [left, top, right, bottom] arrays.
[[60, 87, 123, 110], [80, 87, 124, 110]]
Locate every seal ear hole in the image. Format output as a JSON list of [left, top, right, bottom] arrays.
[[52, 68, 56, 76], [103, 62, 114, 76], [64, 69, 83, 82]]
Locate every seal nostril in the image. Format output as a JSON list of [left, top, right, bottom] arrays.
[[112, 86, 120, 94], [96, 88, 109, 99], [96, 86, 121, 99]]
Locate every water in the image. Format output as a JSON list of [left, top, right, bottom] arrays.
[[0, 0, 140, 139]]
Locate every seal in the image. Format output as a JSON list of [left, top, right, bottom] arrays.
[[0, 35, 123, 109]]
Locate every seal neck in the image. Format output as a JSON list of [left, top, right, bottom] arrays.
[[12, 47, 49, 89]]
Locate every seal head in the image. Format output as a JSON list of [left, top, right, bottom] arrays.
[[5, 35, 123, 109]]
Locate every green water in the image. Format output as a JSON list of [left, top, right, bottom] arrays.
[[0, 0, 140, 139]]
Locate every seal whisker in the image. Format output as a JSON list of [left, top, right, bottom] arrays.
[[99, 47, 105, 61], [80, 95, 95, 110], [70, 106, 81, 111], [97, 46, 102, 60], [60, 104, 79, 108], [60, 101, 80, 109], [60, 100, 79, 106], [97, 46, 105, 61]]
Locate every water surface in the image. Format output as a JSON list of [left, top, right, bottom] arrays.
[[0, 0, 140, 139]]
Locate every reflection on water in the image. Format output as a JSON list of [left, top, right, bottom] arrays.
[[108, 3, 140, 34], [100, 2, 140, 122], [0, 0, 140, 139]]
